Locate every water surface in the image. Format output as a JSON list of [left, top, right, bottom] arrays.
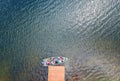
[[0, 0, 120, 81]]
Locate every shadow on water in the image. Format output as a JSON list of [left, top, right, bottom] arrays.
[[0, 0, 120, 81]]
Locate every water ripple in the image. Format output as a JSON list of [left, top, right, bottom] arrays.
[[0, 0, 120, 81]]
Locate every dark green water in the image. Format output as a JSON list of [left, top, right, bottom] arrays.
[[0, 0, 120, 81]]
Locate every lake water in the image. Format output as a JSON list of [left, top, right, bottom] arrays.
[[0, 0, 120, 81]]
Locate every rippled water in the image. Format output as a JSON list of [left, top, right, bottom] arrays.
[[0, 0, 120, 81]]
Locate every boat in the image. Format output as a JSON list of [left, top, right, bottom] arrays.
[[42, 56, 68, 66]]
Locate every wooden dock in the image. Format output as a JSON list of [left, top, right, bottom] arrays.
[[48, 66, 65, 81]]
